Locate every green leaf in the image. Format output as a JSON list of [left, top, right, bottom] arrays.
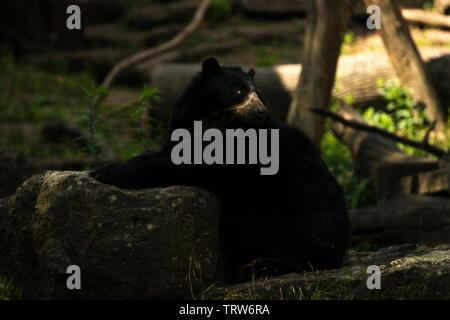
[[95, 86, 109, 95]]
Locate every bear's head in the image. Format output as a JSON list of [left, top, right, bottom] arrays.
[[169, 58, 269, 131]]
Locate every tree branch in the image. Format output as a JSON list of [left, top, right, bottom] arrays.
[[309, 107, 447, 157], [101, 0, 212, 89], [422, 120, 436, 145]]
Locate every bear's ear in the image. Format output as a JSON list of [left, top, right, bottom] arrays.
[[248, 68, 255, 79], [202, 57, 221, 78]]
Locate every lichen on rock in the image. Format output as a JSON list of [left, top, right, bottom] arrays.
[[0, 171, 221, 299]]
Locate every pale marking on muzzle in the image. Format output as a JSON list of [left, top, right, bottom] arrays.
[[222, 92, 263, 112]]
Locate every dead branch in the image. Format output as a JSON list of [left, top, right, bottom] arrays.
[[422, 120, 437, 145], [101, 0, 212, 89], [309, 107, 446, 157]]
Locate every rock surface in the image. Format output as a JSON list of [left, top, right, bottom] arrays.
[[1, 171, 449, 300], [207, 244, 450, 299], [0, 171, 221, 299]]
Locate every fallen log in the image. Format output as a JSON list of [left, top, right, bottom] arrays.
[[350, 195, 450, 247], [402, 166, 450, 195], [402, 8, 450, 28], [148, 47, 450, 125]]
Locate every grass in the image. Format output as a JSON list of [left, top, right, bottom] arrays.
[[216, 274, 357, 300], [0, 50, 165, 166], [0, 276, 22, 300], [0, 51, 91, 159]]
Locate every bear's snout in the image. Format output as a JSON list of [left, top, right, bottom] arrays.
[[245, 93, 267, 124]]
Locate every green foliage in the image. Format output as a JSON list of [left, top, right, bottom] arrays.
[[77, 81, 163, 166], [377, 79, 426, 133], [341, 31, 357, 55], [362, 79, 433, 157], [356, 239, 381, 252], [343, 93, 354, 105], [322, 98, 375, 209], [124, 84, 163, 156], [343, 31, 356, 45], [0, 276, 21, 300], [77, 78, 109, 167], [321, 129, 375, 210], [323, 79, 449, 210]]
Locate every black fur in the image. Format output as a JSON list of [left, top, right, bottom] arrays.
[[90, 58, 350, 282]]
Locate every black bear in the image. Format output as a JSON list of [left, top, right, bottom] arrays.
[[90, 58, 350, 282]]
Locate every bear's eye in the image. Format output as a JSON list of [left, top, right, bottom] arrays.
[[235, 88, 246, 96]]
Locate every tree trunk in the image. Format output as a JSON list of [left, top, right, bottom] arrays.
[[364, 0, 447, 135], [330, 104, 439, 202], [286, 0, 352, 146]]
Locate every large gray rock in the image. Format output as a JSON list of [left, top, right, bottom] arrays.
[[0, 171, 221, 299], [207, 244, 450, 299]]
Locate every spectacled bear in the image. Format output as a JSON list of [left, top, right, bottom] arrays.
[[90, 58, 350, 282]]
